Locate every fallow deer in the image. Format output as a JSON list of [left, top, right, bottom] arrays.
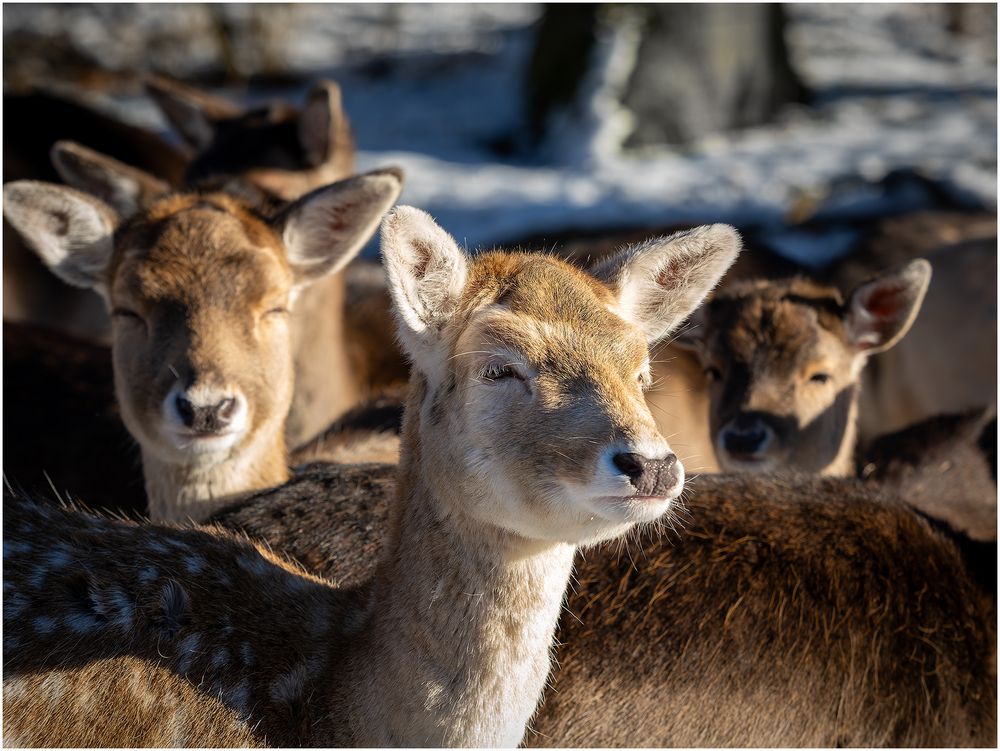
[[3, 163, 402, 523], [145, 75, 410, 445], [676, 260, 931, 475], [2, 208, 739, 746]]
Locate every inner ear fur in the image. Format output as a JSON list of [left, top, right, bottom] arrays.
[[275, 167, 404, 287], [3, 180, 119, 293], [591, 224, 741, 344], [846, 259, 932, 354]]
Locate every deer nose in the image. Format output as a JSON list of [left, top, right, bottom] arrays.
[[613, 452, 682, 496], [721, 420, 773, 457], [174, 394, 239, 435]]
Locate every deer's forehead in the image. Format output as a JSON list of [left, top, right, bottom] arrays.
[[112, 213, 291, 306], [712, 297, 848, 368]]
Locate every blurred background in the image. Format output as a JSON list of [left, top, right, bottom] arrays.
[[3, 2, 997, 260]]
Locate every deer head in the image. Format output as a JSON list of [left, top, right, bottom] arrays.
[[678, 261, 931, 475], [383, 211, 741, 544], [146, 75, 354, 200]]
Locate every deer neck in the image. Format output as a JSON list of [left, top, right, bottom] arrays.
[[286, 271, 361, 447], [340, 378, 576, 747], [823, 383, 861, 478], [141, 426, 289, 524]]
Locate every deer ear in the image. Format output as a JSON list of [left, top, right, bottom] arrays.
[[276, 168, 403, 288], [299, 80, 353, 168], [145, 74, 242, 150], [591, 224, 740, 344], [3, 181, 118, 295], [51, 141, 170, 218], [380, 206, 469, 378], [845, 259, 931, 354]]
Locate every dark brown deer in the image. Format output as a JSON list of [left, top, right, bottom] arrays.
[[210, 465, 996, 747], [677, 261, 931, 475], [3, 89, 191, 342]]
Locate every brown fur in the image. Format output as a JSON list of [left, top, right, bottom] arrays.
[[4, 222, 728, 745], [209, 467, 997, 747], [141, 77, 407, 445], [681, 262, 930, 476], [858, 237, 997, 439]]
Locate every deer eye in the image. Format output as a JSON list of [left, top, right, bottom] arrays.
[[480, 363, 523, 382], [809, 372, 832, 384], [111, 307, 144, 324], [704, 365, 722, 382], [265, 306, 290, 317]]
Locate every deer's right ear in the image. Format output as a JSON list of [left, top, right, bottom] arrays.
[[3, 181, 118, 294], [51, 141, 170, 219], [145, 74, 242, 150], [591, 224, 740, 344], [381, 206, 468, 377]]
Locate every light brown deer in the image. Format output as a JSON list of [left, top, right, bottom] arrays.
[[676, 260, 931, 475], [146, 76, 409, 446], [3, 161, 402, 523], [2, 208, 740, 746]]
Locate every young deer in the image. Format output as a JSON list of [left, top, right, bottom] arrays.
[[677, 261, 931, 475], [2, 209, 740, 746], [3, 162, 402, 523], [93, 79, 400, 445], [212, 467, 996, 746]]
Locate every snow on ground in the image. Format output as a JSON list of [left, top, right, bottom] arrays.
[[4, 4, 996, 259]]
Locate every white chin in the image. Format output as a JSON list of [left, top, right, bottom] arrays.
[[161, 430, 242, 460]]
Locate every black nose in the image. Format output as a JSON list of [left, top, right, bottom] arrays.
[[613, 452, 680, 496], [175, 395, 236, 435], [722, 424, 768, 456]]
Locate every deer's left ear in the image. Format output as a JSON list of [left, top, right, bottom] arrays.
[[591, 225, 741, 344], [845, 259, 931, 354], [275, 167, 404, 288]]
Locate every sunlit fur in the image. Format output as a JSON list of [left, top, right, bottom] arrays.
[[2, 210, 739, 746]]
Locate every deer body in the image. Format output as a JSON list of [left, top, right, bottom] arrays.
[[209, 465, 996, 747], [4, 211, 738, 745]]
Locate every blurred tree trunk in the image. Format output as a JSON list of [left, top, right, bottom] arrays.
[[527, 3, 807, 149]]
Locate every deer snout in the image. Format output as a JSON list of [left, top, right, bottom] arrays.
[[719, 417, 775, 461], [164, 383, 248, 438], [613, 451, 683, 498]]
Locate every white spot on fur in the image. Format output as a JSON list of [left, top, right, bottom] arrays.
[[183, 555, 206, 575], [3, 540, 32, 559], [228, 679, 251, 719], [34, 615, 57, 635], [210, 647, 230, 671], [137, 565, 159, 585], [240, 642, 253, 667]]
